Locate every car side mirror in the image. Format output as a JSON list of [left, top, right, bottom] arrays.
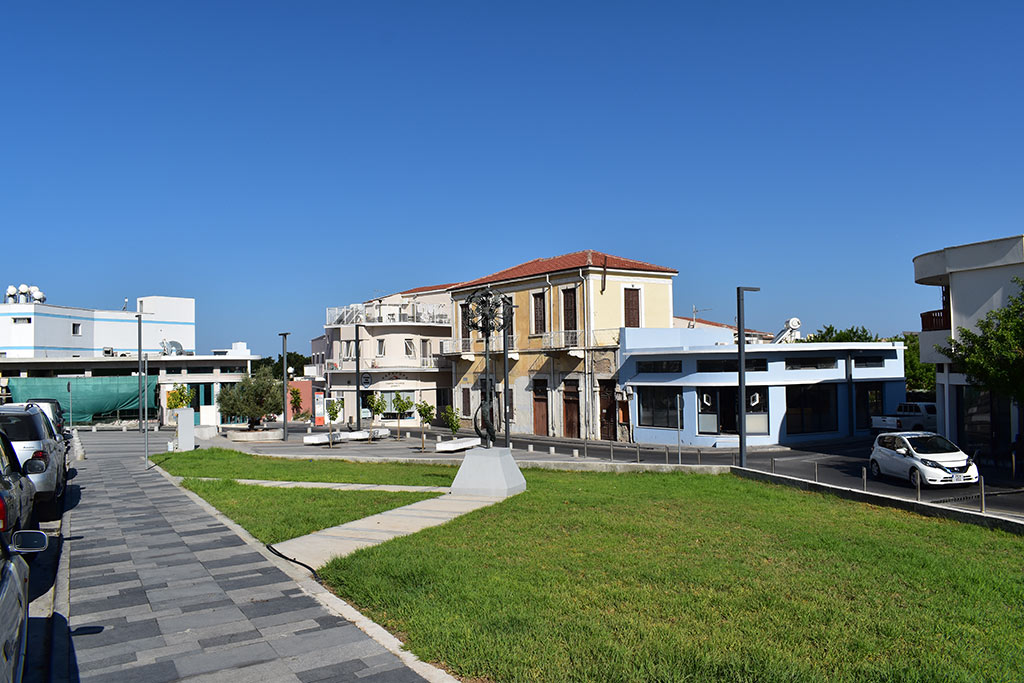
[[63, 430, 72, 440], [24, 459, 47, 475], [895, 447, 908, 456], [11, 530, 47, 554]]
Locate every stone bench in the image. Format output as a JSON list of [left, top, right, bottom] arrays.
[[436, 437, 481, 453]]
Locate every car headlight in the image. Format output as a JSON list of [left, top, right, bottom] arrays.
[[920, 459, 944, 470]]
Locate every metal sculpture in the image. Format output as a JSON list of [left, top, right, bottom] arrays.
[[464, 288, 511, 446]]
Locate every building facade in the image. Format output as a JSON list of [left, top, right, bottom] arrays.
[[914, 235, 1024, 466], [443, 250, 677, 441], [620, 327, 906, 448]]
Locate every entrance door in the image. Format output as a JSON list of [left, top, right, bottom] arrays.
[[563, 380, 580, 439], [533, 379, 549, 436], [599, 380, 616, 441]]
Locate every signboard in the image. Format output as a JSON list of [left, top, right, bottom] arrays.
[[313, 391, 325, 426], [360, 373, 372, 389]]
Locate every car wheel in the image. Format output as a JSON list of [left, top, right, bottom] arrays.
[[870, 460, 881, 479], [909, 468, 922, 489]]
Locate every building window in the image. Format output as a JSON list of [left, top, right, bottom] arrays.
[[421, 339, 431, 358], [343, 341, 354, 359], [624, 288, 640, 328], [637, 360, 682, 374], [697, 387, 769, 434], [695, 358, 767, 373], [12, 317, 31, 324], [785, 356, 837, 370], [786, 384, 838, 434], [854, 356, 885, 368], [404, 339, 415, 358], [532, 293, 546, 334], [71, 323, 82, 336], [855, 382, 884, 430], [637, 387, 681, 428], [376, 340, 386, 357], [220, 366, 245, 374]]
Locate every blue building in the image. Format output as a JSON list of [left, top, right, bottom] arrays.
[[620, 328, 906, 448]]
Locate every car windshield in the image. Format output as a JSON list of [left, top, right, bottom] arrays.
[[0, 414, 41, 442], [906, 435, 959, 455]]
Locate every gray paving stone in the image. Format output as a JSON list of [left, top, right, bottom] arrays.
[[174, 641, 279, 677], [81, 659, 179, 683]]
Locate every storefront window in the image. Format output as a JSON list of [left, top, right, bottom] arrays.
[[786, 384, 838, 434], [637, 387, 681, 428]]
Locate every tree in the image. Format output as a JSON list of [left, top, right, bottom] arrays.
[[253, 352, 312, 379], [289, 387, 303, 420], [216, 368, 283, 430], [166, 384, 195, 411], [895, 333, 936, 396], [440, 404, 461, 438], [801, 325, 879, 342], [392, 393, 414, 439], [938, 277, 1024, 406], [415, 400, 436, 451], [365, 393, 388, 441], [325, 398, 342, 448]]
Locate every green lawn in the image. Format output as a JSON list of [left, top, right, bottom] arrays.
[[318, 470, 1024, 683], [154, 447, 456, 486], [182, 478, 441, 544]]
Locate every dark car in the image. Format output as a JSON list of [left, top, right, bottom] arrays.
[[0, 432, 38, 534]]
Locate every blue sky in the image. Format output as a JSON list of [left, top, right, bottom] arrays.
[[3, 2, 1021, 356]]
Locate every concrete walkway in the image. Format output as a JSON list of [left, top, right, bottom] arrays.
[[66, 431, 442, 683], [271, 492, 504, 570], [179, 477, 450, 494]]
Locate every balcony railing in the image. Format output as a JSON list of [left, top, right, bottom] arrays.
[[920, 309, 950, 332], [326, 303, 451, 326], [542, 330, 582, 349], [439, 335, 519, 355]]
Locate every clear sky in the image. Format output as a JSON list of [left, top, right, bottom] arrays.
[[3, 2, 1021, 356]]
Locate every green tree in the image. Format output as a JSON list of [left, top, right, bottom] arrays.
[[440, 404, 461, 438], [325, 398, 342, 448], [415, 400, 436, 451], [166, 384, 195, 411], [253, 352, 312, 379], [365, 393, 388, 441], [801, 324, 879, 342], [392, 393, 414, 439], [895, 333, 936, 396], [938, 277, 1024, 406], [216, 368, 283, 430], [289, 386, 303, 419]]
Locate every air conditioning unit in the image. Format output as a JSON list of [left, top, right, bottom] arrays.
[[102, 347, 114, 357]]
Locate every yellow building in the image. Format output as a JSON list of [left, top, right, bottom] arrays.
[[441, 250, 677, 441]]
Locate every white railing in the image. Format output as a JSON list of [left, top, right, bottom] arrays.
[[440, 335, 518, 354], [541, 330, 582, 349], [440, 338, 472, 354], [326, 303, 451, 326]]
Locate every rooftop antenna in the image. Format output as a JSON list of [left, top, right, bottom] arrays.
[[123, 297, 128, 311], [690, 304, 712, 328]]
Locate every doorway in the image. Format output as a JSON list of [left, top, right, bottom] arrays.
[[599, 380, 616, 441], [533, 379, 549, 436], [563, 380, 580, 439]]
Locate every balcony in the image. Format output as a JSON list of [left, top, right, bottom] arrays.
[[920, 309, 950, 332], [326, 303, 451, 327], [541, 330, 582, 349], [439, 335, 519, 356]]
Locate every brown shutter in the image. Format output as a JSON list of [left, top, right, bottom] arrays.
[[624, 289, 640, 328], [533, 293, 546, 333], [563, 289, 577, 331]]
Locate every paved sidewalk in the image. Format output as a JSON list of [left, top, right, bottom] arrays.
[[66, 431, 433, 683]]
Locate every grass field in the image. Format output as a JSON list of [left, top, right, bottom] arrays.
[[317, 470, 1024, 683], [154, 447, 456, 486], [182, 478, 441, 544]]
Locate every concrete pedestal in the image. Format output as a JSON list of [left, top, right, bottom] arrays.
[[449, 447, 526, 498]]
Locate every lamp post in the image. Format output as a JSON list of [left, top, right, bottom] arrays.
[[136, 312, 143, 433], [279, 332, 290, 441], [737, 286, 760, 468]]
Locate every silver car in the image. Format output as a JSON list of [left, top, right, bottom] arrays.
[[0, 406, 66, 520], [0, 432, 38, 534]]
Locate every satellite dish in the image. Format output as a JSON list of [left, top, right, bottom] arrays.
[[168, 341, 184, 356], [17, 284, 28, 294], [5, 286, 15, 297], [786, 317, 801, 330]]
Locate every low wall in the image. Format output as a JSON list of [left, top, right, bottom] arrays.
[[226, 429, 284, 442]]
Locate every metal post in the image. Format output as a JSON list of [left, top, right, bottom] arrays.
[[675, 394, 682, 465], [771, 458, 776, 474], [862, 466, 867, 491], [68, 381, 73, 429], [503, 296, 512, 448], [814, 461, 818, 482], [144, 354, 150, 468], [664, 445, 669, 464], [136, 311, 143, 433], [610, 441, 613, 462], [916, 471, 921, 501], [980, 476, 986, 513], [636, 442, 640, 464], [737, 286, 759, 469], [354, 325, 362, 431], [583, 439, 588, 459], [279, 333, 290, 441], [696, 448, 701, 465], [1013, 452, 1017, 480]]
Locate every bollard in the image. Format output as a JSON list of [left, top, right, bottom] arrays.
[[307, 427, 312, 434], [572, 448, 579, 458], [732, 452, 736, 467], [980, 476, 986, 513], [636, 443, 640, 463], [549, 446, 555, 455], [1013, 453, 1017, 480], [814, 462, 818, 483], [436, 434, 441, 442], [509, 442, 514, 450], [696, 449, 701, 466], [916, 472, 921, 502], [610, 442, 614, 462], [91, 426, 97, 433], [862, 466, 867, 491], [771, 458, 776, 474], [122, 426, 127, 432], [583, 440, 588, 458], [665, 446, 669, 464], [527, 444, 534, 453], [153, 424, 158, 433]]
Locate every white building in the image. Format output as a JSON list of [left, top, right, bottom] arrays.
[[0, 291, 257, 427], [314, 284, 456, 425], [914, 235, 1024, 465]]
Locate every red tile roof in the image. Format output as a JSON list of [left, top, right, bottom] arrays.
[[453, 250, 677, 290], [399, 282, 462, 295]]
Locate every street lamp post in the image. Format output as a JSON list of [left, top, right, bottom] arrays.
[[737, 286, 760, 468], [279, 332, 290, 441]]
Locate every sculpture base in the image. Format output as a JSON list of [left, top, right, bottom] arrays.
[[449, 447, 526, 498]]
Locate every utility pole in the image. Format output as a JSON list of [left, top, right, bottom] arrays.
[[279, 332, 290, 441], [737, 286, 760, 468], [355, 324, 362, 430]]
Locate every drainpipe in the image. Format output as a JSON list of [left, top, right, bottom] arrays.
[[579, 268, 588, 441], [546, 274, 555, 435]]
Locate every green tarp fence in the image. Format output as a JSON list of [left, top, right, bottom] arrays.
[[7, 376, 157, 424]]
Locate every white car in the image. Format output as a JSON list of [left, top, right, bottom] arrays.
[[0, 405, 67, 520], [869, 432, 979, 487]]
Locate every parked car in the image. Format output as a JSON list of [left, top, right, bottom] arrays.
[[8, 402, 71, 456], [0, 432, 38, 535], [0, 406, 67, 520], [870, 402, 938, 432], [869, 432, 979, 488], [0, 530, 48, 682]]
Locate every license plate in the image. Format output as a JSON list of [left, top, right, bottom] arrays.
[[952, 474, 964, 482]]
